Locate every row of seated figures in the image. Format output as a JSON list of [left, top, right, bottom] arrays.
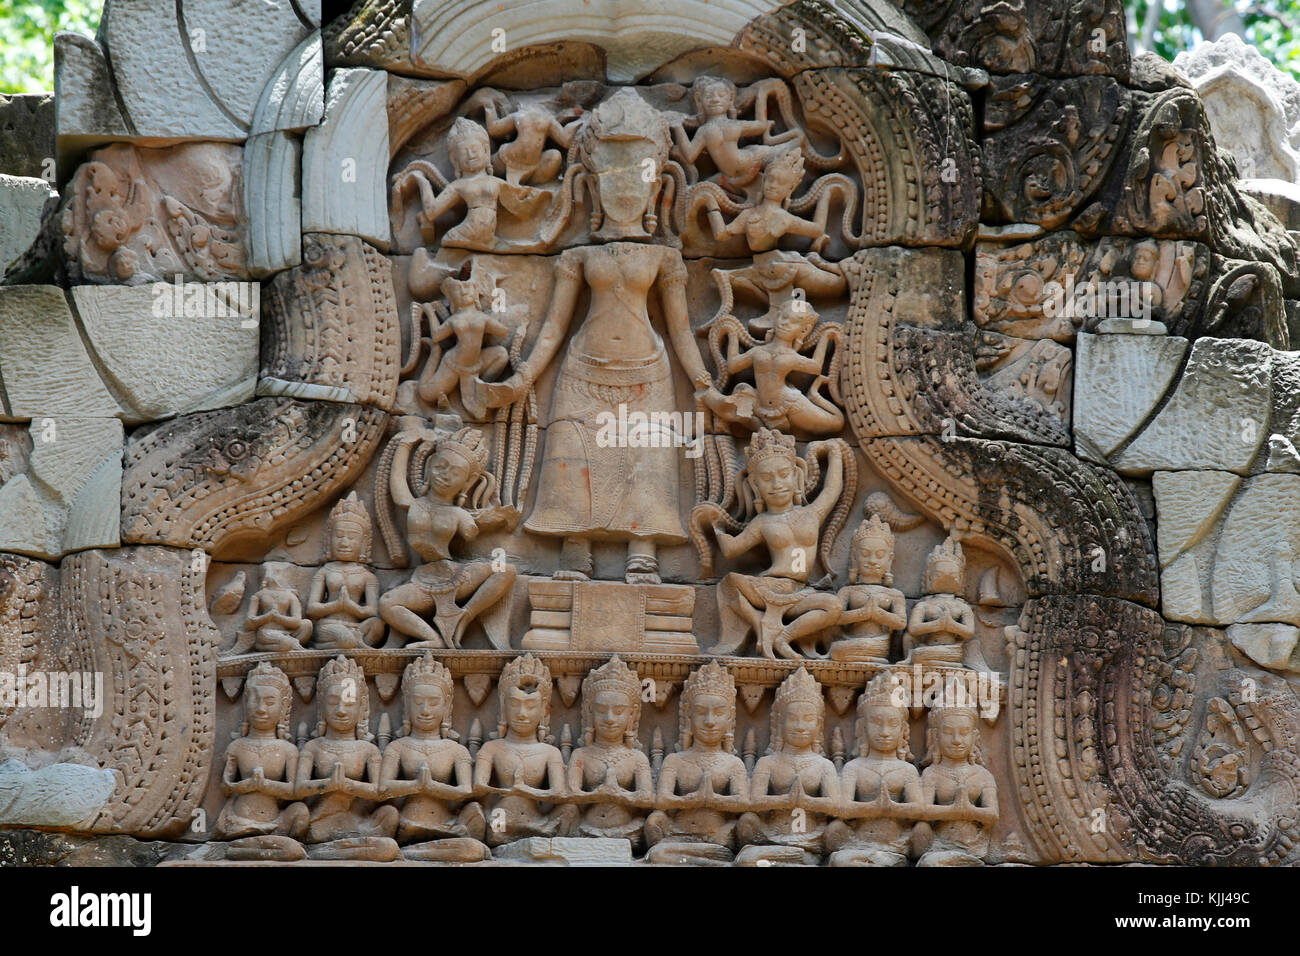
[[215, 654, 997, 866], [226, 423, 978, 667]]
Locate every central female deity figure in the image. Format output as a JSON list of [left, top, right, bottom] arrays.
[[485, 88, 718, 584]]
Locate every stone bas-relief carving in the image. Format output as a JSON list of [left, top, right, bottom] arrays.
[[12, 0, 1300, 871], [197, 653, 1005, 864]]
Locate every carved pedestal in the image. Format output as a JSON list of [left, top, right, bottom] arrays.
[[521, 580, 698, 654]]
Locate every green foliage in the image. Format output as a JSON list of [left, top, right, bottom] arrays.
[[0, 0, 100, 95], [1128, 0, 1300, 80]]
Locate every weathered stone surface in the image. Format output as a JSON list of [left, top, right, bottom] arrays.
[[493, 836, 633, 866], [1227, 622, 1300, 674], [70, 284, 260, 422], [898, 0, 1129, 79], [0, 94, 54, 179], [0, 758, 118, 828], [0, 417, 122, 560], [411, 0, 775, 83], [243, 33, 325, 277], [60, 142, 250, 285], [0, 286, 120, 420], [0, 176, 55, 275], [258, 234, 400, 408], [1074, 332, 1189, 461], [1110, 338, 1272, 476], [1174, 33, 1300, 184], [1153, 470, 1300, 631], [60, 0, 322, 140], [302, 68, 389, 248]]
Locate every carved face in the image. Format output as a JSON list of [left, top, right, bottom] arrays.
[[690, 693, 731, 747], [588, 139, 660, 239], [427, 448, 475, 500], [592, 689, 633, 744], [865, 704, 905, 756], [750, 455, 800, 512], [781, 700, 821, 750], [774, 302, 816, 343], [450, 133, 491, 177], [855, 534, 892, 583], [763, 155, 804, 201], [936, 711, 976, 762], [504, 685, 543, 738], [331, 518, 366, 562], [1132, 242, 1158, 279], [245, 682, 285, 733], [698, 80, 734, 117], [582, 90, 669, 241], [323, 683, 360, 735], [407, 682, 450, 734]]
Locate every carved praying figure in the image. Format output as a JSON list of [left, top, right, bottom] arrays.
[[700, 429, 853, 659], [306, 493, 383, 650], [214, 663, 309, 844], [905, 534, 974, 666], [296, 656, 399, 858], [736, 667, 841, 865], [826, 673, 922, 866], [645, 662, 750, 865], [708, 297, 844, 437], [830, 515, 907, 663], [379, 654, 489, 861], [228, 562, 311, 655], [567, 656, 655, 847], [473, 654, 578, 846], [377, 424, 516, 649], [916, 701, 998, 866], [404, 268, 512, 420]]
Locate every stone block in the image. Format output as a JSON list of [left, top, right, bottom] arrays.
[[58, 0, 321, 141], [1109, 338, 1270, 476], [0, 759, 119, 829], [302, 68, 389, 248], [492, 837, 633, 866], [0, 175, 55, 275], [0, 417, 123, 560], [0, 286, 120, 420], [0, 94, 55, 179], [1074, 332, 1189, 461], [70, 283, 260, 423]]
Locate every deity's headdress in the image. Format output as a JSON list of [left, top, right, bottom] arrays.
[[769, 666, 825, 755], [314, 655, 372, 740], [580, 655, 642, 748], [447, 117, 491, 175], [856, 672, 911, 761], [327, 491, 373, 563], [849, 514, 895, 585], [690, 75, 740, 120], [740, 428, 807, 514], [241, 662, 293, 740], [497, 654, 553, 741], [923, 533, 966, 594], [762, 148, 805, 205], [424, 426, 496, 508], [678, 661, 737, 753], [400, 652, 457, 739]]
